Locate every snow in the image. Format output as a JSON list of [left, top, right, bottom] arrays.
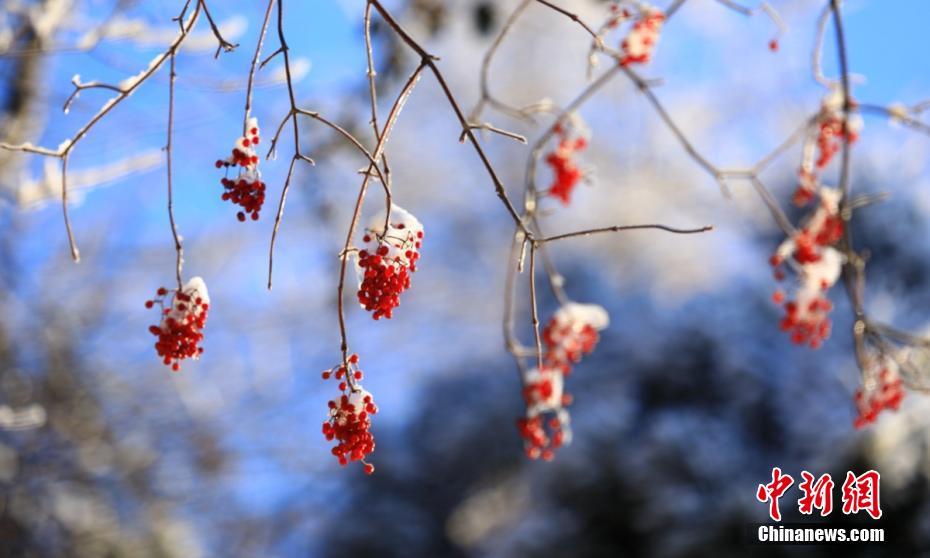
[[119, 52, 164, 92], [553, 302, 610, 331], [802, 247, 843, 289], [522, 367, 564, 415], [184, 277, 210, 306]]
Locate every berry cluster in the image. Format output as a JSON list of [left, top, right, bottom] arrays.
[[355, 204, 424, 320], [518, 366, 572, 461], [618, 4, 664, 67], [771, 188, 845, 348], [519, 302, 609, 460], [321, 354, 378, 474], [144, 277, 210, 371], [853, 363, 904, 429], [794, 87, 863, 206], [214, 117, 267, 222], [545, 119, 590, 206], [542, 302, 609, 373], [605, 3, 634, 29]]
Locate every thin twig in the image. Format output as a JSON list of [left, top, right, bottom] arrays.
[[368, 0, 531, 237], [198, 0, 238, 57], [531, 0, 601, 43], [528, 243, 543, 370], [336, 63, 426, 380], [266, 0, 318, 290], [60, 155, 78, 261], [0, 1, 206, 262], [364, 1, 392, 190], [244, 0, 277, 134], [166, 52, 183, 289], [539, 224, 713, 244]]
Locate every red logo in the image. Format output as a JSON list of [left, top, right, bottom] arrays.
[[757, 468, 881, 521]]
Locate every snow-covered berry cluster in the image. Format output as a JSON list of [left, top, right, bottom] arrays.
[[545, 118, 590, 206], [321, 354, 378, 474], [518, 366, 572, 461], [618, 3, 664, 67], [794, 87, 863, 206], [853, 360, 904, 429], [770, 188, 845, 348], [519, 302, 609, 460], [355, 204, 424, 320], [145, 277, 210, 371], [543, 302, 609, 373], [214, 117, 266, 222]]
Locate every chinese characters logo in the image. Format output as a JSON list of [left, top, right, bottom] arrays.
[[757, 468, 881, 521]]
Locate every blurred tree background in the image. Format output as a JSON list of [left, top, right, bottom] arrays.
[[2, 0, 930, 556]]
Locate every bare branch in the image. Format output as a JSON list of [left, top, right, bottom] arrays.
[[243, 0, 277, 134], [165, 52, 183, 290], [198, 0, 238, 57], [539, 224, 713, 244]]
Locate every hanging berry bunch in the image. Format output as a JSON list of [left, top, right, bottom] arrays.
[[543, 302, 609, 374], [771, 188, 845, 348], [518, 303, 608, 459], [354, 204, 424, 320], [794, 86, 863, 206], [617, 2, 665, 67], [518, 366, 573, 461], [215, 117, 267, 222], [604, 2, 634, 31], [854, 358, 904, 429], [321, 354, 378, 474], [545, 116, 590, 206], [145, 277, 210, 371]]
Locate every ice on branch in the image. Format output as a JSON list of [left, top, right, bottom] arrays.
[[543, 302, 609, 374], [76, 15, 246, 52], [10, 150, 162, 209], [321, 355, 378, 474], [887, 103, 909, 124], [215, 118, 266, 222], [145, 277, 210, 371], [354, 204, 424, 320], [119, 52, 165, 92]]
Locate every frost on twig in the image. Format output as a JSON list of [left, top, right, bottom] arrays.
[[7, 150, 163, 208]]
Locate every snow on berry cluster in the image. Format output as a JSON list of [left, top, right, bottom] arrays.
[[354, 204, 424, 320], [321, 354, 378, 474], [518, 366, 572, 461], [144, 277, 210, 371], [518, 302, 609, 460], [794, 86, 863, 206], [545, 117, 590, 206], [542, 302, 609, 373], [214, 117, 267, 222], [617, 3, 664, 67], [853, 359, 904, 429], [770, 188, 845, 348]]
